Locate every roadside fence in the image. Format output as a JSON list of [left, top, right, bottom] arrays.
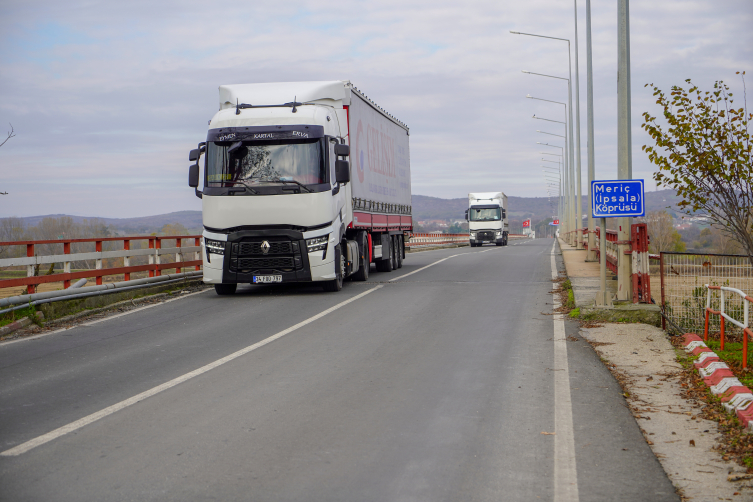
[[703, 285, 753, 367], [589, 223, 651, 303], [0, 236, 202, 296], [655, 252, 753, 335], [406, 233, 528, 249]]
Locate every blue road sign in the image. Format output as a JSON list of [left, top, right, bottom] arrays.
[[591, 179, 645, 218]]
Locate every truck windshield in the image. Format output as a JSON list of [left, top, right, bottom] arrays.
[[206, 139, 325, 188], [469, 207, 501, 221]]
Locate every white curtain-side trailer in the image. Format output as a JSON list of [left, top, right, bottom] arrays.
[[188, 81, 412, 294]]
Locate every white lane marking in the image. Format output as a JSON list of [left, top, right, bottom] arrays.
[[0, 289, 210, 348], [551, 241, 580, 502], [389, 255, 461, 282], [388, 246, 499, 282], [1, 285, 383, 456]]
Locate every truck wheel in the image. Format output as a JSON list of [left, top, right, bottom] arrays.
[[391, 236, 399, 270], [396, 235, 403, 268], [322, 244, 344, 292], [375, 239, 393, 272], [353, 232, 370, 281], [214, 283, 237, 295]]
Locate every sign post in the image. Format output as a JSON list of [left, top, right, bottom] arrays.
[[591, 179, 645, 307]]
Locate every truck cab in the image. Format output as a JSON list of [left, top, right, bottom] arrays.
[[466, 192, 508, 247]]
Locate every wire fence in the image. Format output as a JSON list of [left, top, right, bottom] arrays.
[[655, 252, 753, 337]]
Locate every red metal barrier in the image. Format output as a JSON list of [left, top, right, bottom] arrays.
[[0, 236, 202, 294], [631, 223, 651, 303]]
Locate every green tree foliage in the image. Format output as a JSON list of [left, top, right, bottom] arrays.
[[641, 72, 752, 265]]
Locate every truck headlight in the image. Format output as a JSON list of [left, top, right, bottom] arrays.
[[470, 232, 476, 238], [205, 239, 225, 255], [306, 234, 329, 253], [496, 230, 501, 236]]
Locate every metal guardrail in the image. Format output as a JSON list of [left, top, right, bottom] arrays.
[[0, 236, 202, 294], [406, 233, 528, 248], [406, 233, 470, 247], [704, 285, 753, 368]]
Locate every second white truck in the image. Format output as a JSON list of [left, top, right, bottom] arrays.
[[466, 192, 508, 247]]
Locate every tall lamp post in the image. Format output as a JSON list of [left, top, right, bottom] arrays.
[[524, 71, 578, 246], [538, 141, 566, 237], [533, 112, 572, 243]]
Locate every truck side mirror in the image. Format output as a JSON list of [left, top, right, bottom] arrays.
[[189, 149, 200, 162], [335, 160, 350, 184], [188, 164, 200, 188], [465, 209, 469, 221], [334, 144, 350, 157]]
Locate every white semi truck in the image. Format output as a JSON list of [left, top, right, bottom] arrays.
[[188, 81, 412, 294], [466, 192, 508, 247]]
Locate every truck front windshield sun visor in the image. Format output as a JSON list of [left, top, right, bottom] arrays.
[[206, 138, 326, 191], [469, 207, 501, 221]]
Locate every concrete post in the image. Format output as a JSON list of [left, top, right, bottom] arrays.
[[617, 0, 633, 301]]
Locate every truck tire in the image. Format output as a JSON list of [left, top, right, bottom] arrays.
[[375, 238, 393, 272], [396, 235, 403, 268], [322, 244, 344, 292], [214, 283, 237, 295], [352, 232, 370, 281], [390, 236, 399, 270]]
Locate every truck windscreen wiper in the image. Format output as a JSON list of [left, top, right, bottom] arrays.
[[232, 181, 258, 194], [271, 178, 312, 193]]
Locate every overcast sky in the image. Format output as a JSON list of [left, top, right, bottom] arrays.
[[1, 0, 750, 218]]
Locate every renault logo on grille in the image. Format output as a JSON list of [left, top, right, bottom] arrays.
[[260, 240, 271, 255]]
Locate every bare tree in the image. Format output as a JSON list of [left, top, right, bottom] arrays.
[[0, 216, 25, 257], [0, 124, 13, 195], [0, 123, 14, 149]]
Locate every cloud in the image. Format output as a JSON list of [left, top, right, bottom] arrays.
[[0, 0, 750, 217]]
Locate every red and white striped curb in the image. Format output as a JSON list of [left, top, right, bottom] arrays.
[[683, 333, 753, 431]]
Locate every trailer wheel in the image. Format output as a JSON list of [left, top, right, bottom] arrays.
[[390, 236, 399, 270], [214, 283, 237, 295], [352, 232, 370, 281], [322, 244, 344, 292], [375, 239, 393, 272], [396, 235, 403, 268]]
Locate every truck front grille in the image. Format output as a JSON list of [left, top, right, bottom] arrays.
[[477, 231, 495, 241], [230, 238, 303, 273], [239, 241, 293, 256]]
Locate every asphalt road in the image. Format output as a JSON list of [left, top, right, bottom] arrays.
[[0, 239, 678, 501]]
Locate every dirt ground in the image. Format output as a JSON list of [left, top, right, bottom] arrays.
[[581, 323, 752, 501]]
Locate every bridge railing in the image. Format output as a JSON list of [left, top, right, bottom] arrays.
[[0, 236, 202, 294]]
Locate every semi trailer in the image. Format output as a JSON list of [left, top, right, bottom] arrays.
[[466, 192, 508, 247], [188, 81, 412, 294]]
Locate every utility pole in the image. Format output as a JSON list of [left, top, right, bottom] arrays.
[[617, 0, 633, 300], [573, 0, 583, 249], [585, 0, 597, 261]]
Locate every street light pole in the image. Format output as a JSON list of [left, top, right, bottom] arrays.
[[533, 113, 570, 237], [585, 0, 597, 261], [573, 0, 584, 249], [524, 71, 577, 245]]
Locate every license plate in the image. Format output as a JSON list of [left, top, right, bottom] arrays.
[[253, 275, 282, 283]]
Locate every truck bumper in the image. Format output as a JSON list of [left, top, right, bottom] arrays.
[[203, 231, 326, 285]]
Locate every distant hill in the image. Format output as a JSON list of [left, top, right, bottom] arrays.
[[412, 189, 688, 223], [19, 211, 203, 234], [14, 190, 690, 234]]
